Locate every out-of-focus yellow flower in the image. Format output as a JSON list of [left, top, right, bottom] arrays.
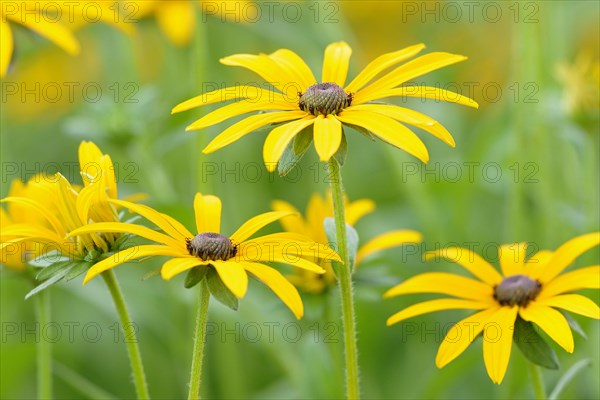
[[386, 233, 600, 384], [173, 41, 478, 169], [273, 192, 422, 293], [556, 50, 600, 117]]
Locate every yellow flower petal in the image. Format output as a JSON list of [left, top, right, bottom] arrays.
[[269, 49, 316, 90], [344, 198, 375, 226], [220, 53, 296, 91], [263, 117, 316, 172], [538, 266, 600, 299], [306, 193, 329, 243], [194, 193, 221, 233], [424, 247, 503, 286], [524, 249, 553, 277], [346, 104, 455, 147], [358, 52, 468, 100], [313, 115, 342, 161], [239, 236, 340, 263], [203, 111, 306, 154], [18, 14, 80, 55], [67, 222, 184, 250], [238, 245, 326, 274], [186, 96, 295, 131], [345, 44, 426, 92], [519, 303, 574, 353], [337, 110, 429, 163], [1, 20, 13, 78], [230, 211, 294, 244], [499, 242, 528, 277], [1, 197, 65, 235], [271, 200, 307, 236], [160, 257, 208, 280], [386, 299, 490, 326], [436, 307, 501, 368], [212, 260, 248, 298], [482, 306, 518, 384], [384, 272, 494, 301], [0, 224, 64, 245], [533, 232, 600, 283], [155, 0, 195, 46], [535, 294, 600, 319], [241, 261, 304, 319], [322, 41, 352, 86], [357, 230, 422, 266], [354, 86, 479, 108], [172, 86, 272, 113], [83, 245, 183, 284]]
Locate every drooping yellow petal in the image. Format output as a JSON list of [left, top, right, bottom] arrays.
[[499, 242, 528, 277], [313, 115, 342, 161], [160, 257, 209, 280], [203, 111, 307, 154], [241, 261, 304, 319], [194, 193, 221, 233], [186, 96, 296, 131], [18, 14, 80, 55], [155, 0, 195, 46], [110, 199, 192, 240], [230, 211, 294, 244], [345, 44, 426, 92], [535, 294, 600, 319], [1, 20, 13, 78], [538, 266, 600, 299], [0, 224, 65, 245], [345, 104, 455, 147], [356, 230, 422, 266], [172, 86, 273, 113], [384, 272, 495, 301], [353, 86, 479, 108], [424, 248, 503, 286], [67, 222, 185, 250], [344, 199, 375, 226], [238, 245, 326, 274], [337, 110, 429, 163], [269, 49, 316, 90], [519, 303, 574, 353], [83, 245, 184, 284], [263, 117, 316, 172], [1, 197, 65, 235], [386, 299, 491, 326], [212, 260, 248, 298], [482, 306, 518, 384], [358, 52, 468, 100], [270, 200, 307, 236], [436, 306, 501, 368], [239, 237, 340, 262], [533, 232, 600, 283], [321, 41, 352, 86]]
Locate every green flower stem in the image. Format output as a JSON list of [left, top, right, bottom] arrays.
[[35, 289, 52, 399], [188, 279, 211, 400], [327, 158, 360, 400], [101, 270, 149, 400], [529, 362, 546, 400]]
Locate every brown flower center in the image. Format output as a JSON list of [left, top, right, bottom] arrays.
[[299, 82, 352, 116], [493, 274, 541, 307], [186, 232, 237, 261]]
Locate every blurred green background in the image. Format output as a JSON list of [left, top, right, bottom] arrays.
[[1, 1, 599, 398]]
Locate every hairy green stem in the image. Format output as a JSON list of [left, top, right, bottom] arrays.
[[102, 270, 149, 399], [327, 158, 360, 399], [35, 289, 52, 399], [529, 362, 546, 400], [188, 279, 211, 400]]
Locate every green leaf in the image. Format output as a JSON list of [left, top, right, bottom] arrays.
[[513, 316, 560, 370], [345, 123, 376, 141], [278, 126, 313, 176], [184, 266, 209, 289], [563, 312, 587, 339], [548, 359, 592, 400], [206, 268, 239, 311], [65, 261, 93, 281], [26, 267, 71, 300], [334, 132, 348, 166], [36, 260, 75, 281], [323, 217, 359, 270], [29, 251, 69, 268]]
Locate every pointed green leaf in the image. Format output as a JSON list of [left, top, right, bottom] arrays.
[[514, 316, 560, 370], [206, 267, 238, 311], [563, 312, 587, 339], [324, 217, 359, 270], [26, 267, 71, 300], [184, 266, 209, 289], [346, 123, 376, 141], [36, 260, 75, 281], [29, 251, 69, 268], [65, 261, 93, 281], [334, 132, 348, 166], [278, 125, 313, 176]]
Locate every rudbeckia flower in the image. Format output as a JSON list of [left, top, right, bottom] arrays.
[[273, 192, 422, 293], [385, 233, 600, 384], [172, 41, 478, 170], [1, 1, 80, 77], [67, 193, 341, 318]]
